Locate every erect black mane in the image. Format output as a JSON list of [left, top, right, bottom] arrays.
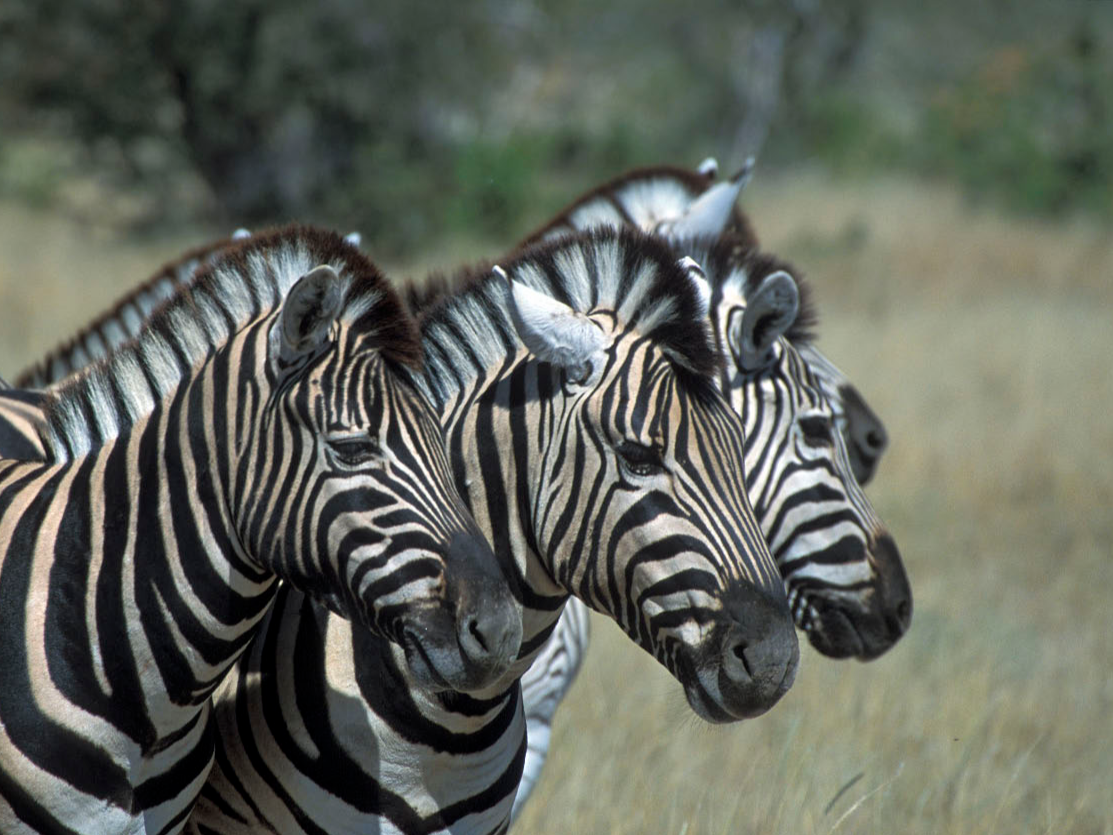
[[518, 163, 759, 250], [411, 227, 723, 406], [40, 224, 421, 458]]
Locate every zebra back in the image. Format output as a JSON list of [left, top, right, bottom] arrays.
[[519, 163, 759, 249]]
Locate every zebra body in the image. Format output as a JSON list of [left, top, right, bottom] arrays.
[[185, 227, 798, 833], [0, 227, 519, 834]]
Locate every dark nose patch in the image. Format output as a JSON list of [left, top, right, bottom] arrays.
[[871, 533, 912, 638]]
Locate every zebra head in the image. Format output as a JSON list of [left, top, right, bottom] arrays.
[[519, 157, 896, 480], [223, 231, 522, 693], [702, 238, 912, 660], [794, 343, 889, 486], [494, 229, 799, 722]]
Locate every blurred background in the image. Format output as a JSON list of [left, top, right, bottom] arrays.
[[1, 1, 1110, 832]]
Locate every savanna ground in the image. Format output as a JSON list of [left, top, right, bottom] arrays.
[[1, 172, 1110, 834]]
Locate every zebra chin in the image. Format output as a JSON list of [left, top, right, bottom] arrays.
[[387, 530, 523, 694]]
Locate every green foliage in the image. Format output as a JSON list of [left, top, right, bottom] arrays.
[[919, 29, 1113, 216], [3, 1, 1112, 244], [446, 137, 548, 239], [776, 91, 907, 173]]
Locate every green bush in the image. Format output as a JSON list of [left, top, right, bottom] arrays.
[[919, 30, 1113, 217]]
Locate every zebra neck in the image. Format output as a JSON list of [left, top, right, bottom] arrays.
[[206, 585, 525, 832], [34, 370, 276, 722]]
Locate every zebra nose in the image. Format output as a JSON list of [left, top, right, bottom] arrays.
[[872, 534, 912, 639], [721, 586, 799, 715], [447, 532, 522, 675], [457, 604, 519, 671]]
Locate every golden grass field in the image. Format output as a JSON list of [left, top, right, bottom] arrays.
[[1, 173, 1110, 834]]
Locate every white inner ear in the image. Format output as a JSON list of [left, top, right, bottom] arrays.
[[503, 274, 607, 378], [739, 270, 799, 370]]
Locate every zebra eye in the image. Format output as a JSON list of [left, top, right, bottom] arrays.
[[616, 440, 666, 477], [798, 416, 834, 447], [326, 433, 381, 467]]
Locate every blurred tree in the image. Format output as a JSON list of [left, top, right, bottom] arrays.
[[1, 0, 528, 229]]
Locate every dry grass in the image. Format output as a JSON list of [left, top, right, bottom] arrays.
[[1, 174, 1110, 833], [515, 174, 1113, 834]]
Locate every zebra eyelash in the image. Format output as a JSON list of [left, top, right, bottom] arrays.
[[324, 431, 382, 467], [614, 439, 666, 477]]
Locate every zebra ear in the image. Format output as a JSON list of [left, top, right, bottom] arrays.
[[273, 265, 344, 372], [500, 267, 607, 383], [677, 256, 711, 320], [696, 156, 719, 178], [664, 157, 754, 239], [735, 270, 798, 371]]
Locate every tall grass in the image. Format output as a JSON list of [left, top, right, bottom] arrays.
[[1, 174, 1110, 833]]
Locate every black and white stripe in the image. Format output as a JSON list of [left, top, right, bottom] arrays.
[[0, 226, 519, 834], [519, 159, 892, 476]]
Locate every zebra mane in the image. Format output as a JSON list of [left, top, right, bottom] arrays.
[[41, 225, 421, 460], [413, 226, 721, 406], [14, 236, 239, 388], [670, 234, 818, 346], [518, 163, 759, 250]]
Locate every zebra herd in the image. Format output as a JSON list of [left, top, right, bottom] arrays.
[[0, 159, 911, 834]]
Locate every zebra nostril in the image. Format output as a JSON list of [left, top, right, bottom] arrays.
[[865, 429, 884, 451], [730, 639, 753, 678], [468, 616, 489, 654]]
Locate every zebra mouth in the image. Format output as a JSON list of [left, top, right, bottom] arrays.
[[674, 619, 799, 724], [805, 607, 866, 658], [805, 603, 905, 661]]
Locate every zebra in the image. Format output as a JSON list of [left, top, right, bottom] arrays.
[[505, 167, 911, 817], [176, 226, 801, 833], [520, 158, 891, 485], [0, 225, 522, 834], [794, 341, 888, 485]]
